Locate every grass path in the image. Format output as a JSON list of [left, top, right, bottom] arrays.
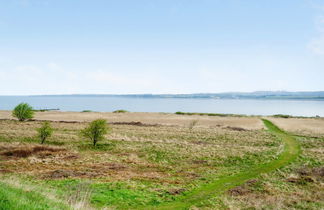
[[140, 119, 301, 210]]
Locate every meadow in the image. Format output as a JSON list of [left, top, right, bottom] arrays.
[[0, 111, 323, 209]]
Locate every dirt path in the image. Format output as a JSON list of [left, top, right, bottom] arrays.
[[141, 119, 301, 210]]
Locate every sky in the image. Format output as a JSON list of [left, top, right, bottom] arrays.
[[0, 0, 324, 95]]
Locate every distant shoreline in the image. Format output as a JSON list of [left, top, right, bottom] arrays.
[[1, 91, 324, 101]]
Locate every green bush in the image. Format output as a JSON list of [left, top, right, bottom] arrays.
[[80, 119, 109, 146], [272, 114, 291, 118], [37, 122, 53, 144], [12, 103, 34, 121], [113, 109, 128, 113]]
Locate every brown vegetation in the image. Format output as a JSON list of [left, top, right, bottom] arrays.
[[268, 117, 324, 136], [0, 145, 65, 158], [0, 110, 264, 129]]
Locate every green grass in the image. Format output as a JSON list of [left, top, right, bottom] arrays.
[[0, 182, 68, 210], [40, 179, 170, 208]]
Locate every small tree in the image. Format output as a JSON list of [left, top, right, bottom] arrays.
[[12, 103, 34, 121], [80, 119, 109, 146], [37, 122, 53, 144]]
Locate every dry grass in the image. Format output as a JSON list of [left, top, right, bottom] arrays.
[[0, 119, 276, 184], [0, 110, 264, 130], [0, 116, 277, 209], [268, 117, 324, 136]]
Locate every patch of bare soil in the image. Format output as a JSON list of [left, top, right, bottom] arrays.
[[228, 179, 258, 196], [225, 126, 248, 131], [0, 143, 80, 176], [228, 186, 251, 196], [191, 160, 208, 165], [0, 145, 65, 158], [286, 176, 315, 184], [191, 141, 211, 145], [166, 188, 186, 195], [0, 169, 13, 173], [45, 169, 100, 179], [175, 169, 200, 180], [287, 167, 324, 184], [48, 169, 80, 178], [110, 121, 160, 127], [29, 119, 82, 124], [297, 167, 324, 178]]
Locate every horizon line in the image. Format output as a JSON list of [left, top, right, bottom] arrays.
[[1, 90, 324, 97]]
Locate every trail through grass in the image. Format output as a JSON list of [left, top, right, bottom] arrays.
[[142, 119, 301, 210]]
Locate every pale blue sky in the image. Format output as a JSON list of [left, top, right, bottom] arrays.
[[0, 0, 324, 95]]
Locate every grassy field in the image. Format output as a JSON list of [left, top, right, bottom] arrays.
[[0, 112, 323, 209]]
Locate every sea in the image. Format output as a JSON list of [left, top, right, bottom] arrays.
[[0, 96, 323, 117]]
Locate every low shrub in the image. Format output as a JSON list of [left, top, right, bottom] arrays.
[[37, 122, 53, 144], [80, 119, 109, 146], [12, 103, 34, 121]]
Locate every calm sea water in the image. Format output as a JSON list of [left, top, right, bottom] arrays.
[[0, 96, 323, 117]]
